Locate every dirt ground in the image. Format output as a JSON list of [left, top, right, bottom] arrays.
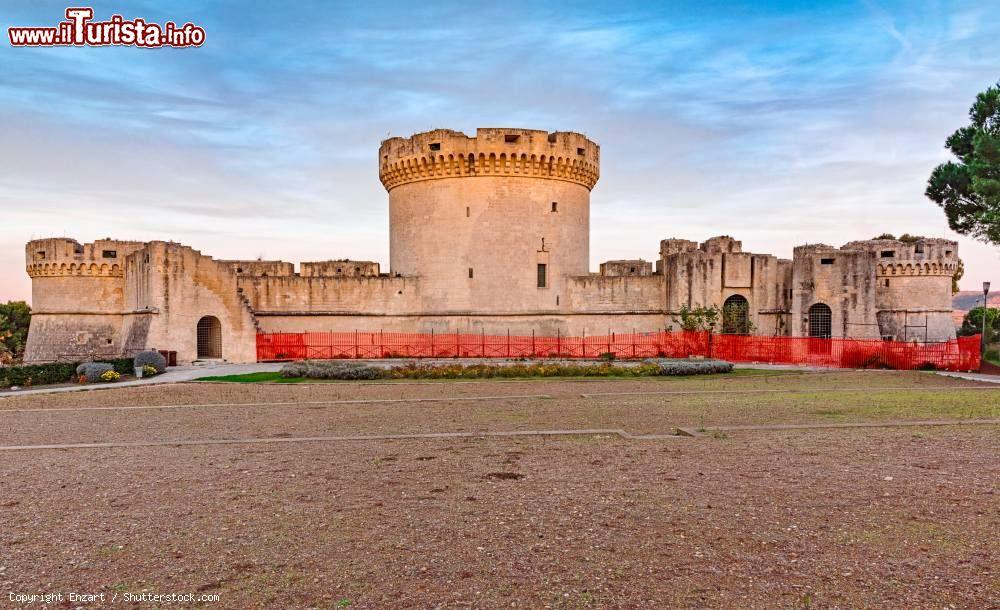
[[0, 371, 997, 608]]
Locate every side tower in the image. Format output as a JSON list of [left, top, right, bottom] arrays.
[[379, 128, 599, 313], [24, 238, 145, 362]]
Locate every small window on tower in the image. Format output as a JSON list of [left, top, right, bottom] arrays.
[[547, 133, 557, 144], [468, 268, 474, 279], [914, 243, 924, 254], [504, 134, 520, 144], [880, 250, 895, 258], [35, 251, 45, 261], [537, 264, 547, 288], [551, 201, 558, 212], [945, 250, 953, 256], [466, 206, 470, 217], [577, 147, 585, 155], [820, 258, 835, 265], [102, 250, 117, 259], [885, 279, 890, 287], [429, 142, 441, 151]]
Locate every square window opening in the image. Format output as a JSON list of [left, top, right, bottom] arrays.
[[547, 133, 557, 144], [576, 147, 585, 155]]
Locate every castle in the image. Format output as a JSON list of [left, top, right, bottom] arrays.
[[23, 128, 960, 364]]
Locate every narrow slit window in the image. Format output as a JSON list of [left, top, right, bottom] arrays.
[[551, 201, 558, 212], [537, 263, 547, 288], [466, 206, 470, 217], [468, 268, 474, 279]]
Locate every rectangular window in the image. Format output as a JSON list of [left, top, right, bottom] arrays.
[[468, 268, 474, 279], [915, 244, 924, 254], [429, 142, 441, 151], [551, 201, 558, 212], [820, 258, 835, 265], [466, 206, 470, 217], [880, 250, 895, 258], [576, 147, 585, 155], [537, 263, 547, 288], [35, 251, 45, 260], [884, 279, 890, 287], [102, 250, 117, 259], [504, 134, 520, 143]]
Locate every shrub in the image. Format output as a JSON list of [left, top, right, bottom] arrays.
[[78, 362, 114, 383], [134, 350, 167, 374], [598, 352, 616, 362], [99, 370, 121, 382], [142, 365, 159, 377], [643, 358, 734, 376], [0, 361, 78, 388], [280, 360, 382, 380]]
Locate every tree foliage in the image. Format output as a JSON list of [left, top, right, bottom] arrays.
[[926, 82, 1000, 244], [0, 301, 31, 365], [958, 306, 998, 344]]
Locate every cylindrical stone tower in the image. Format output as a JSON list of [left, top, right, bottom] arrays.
[[379, 128, 599, 314]]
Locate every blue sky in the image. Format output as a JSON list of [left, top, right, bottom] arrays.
[[1, 0, 998, 302]]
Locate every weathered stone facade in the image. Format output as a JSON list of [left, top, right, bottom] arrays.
[[23, 128, 960, 364]]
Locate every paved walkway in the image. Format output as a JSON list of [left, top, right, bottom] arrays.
[[0, 362, 283, 398]]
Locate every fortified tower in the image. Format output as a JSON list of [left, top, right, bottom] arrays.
[[379, 128, 599, 313], [23, 237, 144, 361]]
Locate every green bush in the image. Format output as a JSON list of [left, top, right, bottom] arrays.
[[1, 357, 134, 388], [0, 362, 78, 388]]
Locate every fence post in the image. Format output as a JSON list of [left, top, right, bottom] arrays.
[[707, 328, 714, 359], [430, 329, 434, 359], [379, 329, 384, 359], [582, 328, 587, 359], [557, 328, 561, 358], [608, 329, 612, 356], [481, 328, 485, 358], [531, 329, 536, 358], [632, 328, 636, 359], [507, 328, 510, 358]]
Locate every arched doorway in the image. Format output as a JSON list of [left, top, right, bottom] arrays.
[[808, 303, 832, 339], [722, 295, 750, 334], [196, 316, 222, 359]]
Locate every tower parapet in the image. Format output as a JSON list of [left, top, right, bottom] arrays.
[[379, 128, 600, 191], [26, 238, 145, 278]]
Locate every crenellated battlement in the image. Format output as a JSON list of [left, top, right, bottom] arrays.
[[25, 238, 145, 278], [875, 261, 958, 277], [378, 127, 600, 191]]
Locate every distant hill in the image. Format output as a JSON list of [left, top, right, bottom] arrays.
[[952, 291, 1000, 327]]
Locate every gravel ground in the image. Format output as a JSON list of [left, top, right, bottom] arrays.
[[0, 371, 997, 608]]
